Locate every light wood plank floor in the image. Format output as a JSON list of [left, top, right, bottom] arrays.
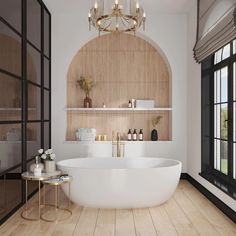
[[0, 180, 235, 236]]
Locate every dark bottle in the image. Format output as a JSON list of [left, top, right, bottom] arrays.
[[151, 129, 158, 141], [127, 129, 132, 141], [139, 129, 143, 141], [133, 129, 137, 141]]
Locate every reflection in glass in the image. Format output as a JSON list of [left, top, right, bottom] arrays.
[[0, 72, 21, 121], [27, 0, 41, 49], [44, 122, 50, 150], [26, 160, 39, 196], [0, 124, 21, 170], [44, 10, 50, 57], [0, 168, 22, 220], [44, 90, 50, 120], [27, 123, 41, 160], [28, 84, 41, 120], [27, 44, 41, 85], [0, 0, 22, 32], [0, 22, 21, 76]]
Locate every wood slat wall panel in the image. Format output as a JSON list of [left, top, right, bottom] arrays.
[[67, 33, 171, 141]]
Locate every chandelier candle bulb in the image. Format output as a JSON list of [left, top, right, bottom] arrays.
[[136, 2, 140, 13]]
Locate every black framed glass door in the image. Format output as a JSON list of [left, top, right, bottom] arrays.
[[0, 0, 51, 224]]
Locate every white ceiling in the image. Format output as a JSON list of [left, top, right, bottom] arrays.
[[43, 0, 196, 14]]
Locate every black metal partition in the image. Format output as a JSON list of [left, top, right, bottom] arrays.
[[0, 0, 51, 224]]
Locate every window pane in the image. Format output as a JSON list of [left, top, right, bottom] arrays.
[[44, 90, 49, 120], [44, 122, 50, 150], [214, 44, 230, 64], [214, 139, 221, 171], [234, 62, 236, 100], [44, 10, 50, 57], [27, 0, 41, 49], [0, 124, 21, 170], [0, 72, 21, 121], [27, 123, 41, 160], [44, 58, 49, 88], [214, 105, 221, 138], [28, 84, 41, 120], [214, 70, 221, 103], [234, 102, 236, 142], [221, 67, 228, 103], [26, 160, 39, 196], [234, 143, 236, 179], [0, 167, 22, 220], [233, 40, 236, 55], [214, 49, 222, 65], [0, 22, 21, 76], [220, 141, 228, 175], [27, 44, 41, 85], [0, 0, 22, 32], [221, 104, 228, 140], [222, 44, 230, 61]]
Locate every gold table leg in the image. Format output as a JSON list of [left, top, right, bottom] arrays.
[[21, 179, 44, 221]]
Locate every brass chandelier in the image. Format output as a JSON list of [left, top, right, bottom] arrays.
[[88, 0, 146, 34]]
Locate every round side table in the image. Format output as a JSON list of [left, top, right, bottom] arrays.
[[21, 171, 61, 221], [41, 176, 72, 222]]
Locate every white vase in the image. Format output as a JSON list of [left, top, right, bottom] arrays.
[[45, 160, 56, 173]]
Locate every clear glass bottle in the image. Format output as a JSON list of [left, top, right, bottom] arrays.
[[30, 156, 44, 173], [133, 129, 137, 141], [127, 129, 132, 141], [139, 129, 143, 141]]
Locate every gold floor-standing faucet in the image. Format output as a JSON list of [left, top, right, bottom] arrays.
[[112, 131, 125, 158], [117, 132, 121, 157]]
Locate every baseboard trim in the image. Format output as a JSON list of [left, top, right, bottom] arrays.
[[180, 173, 188, 179], [186, 174, 236, 224]]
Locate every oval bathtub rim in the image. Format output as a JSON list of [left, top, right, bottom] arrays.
[[56, 157, 182, 170]]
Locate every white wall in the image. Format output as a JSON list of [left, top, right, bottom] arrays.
[[187, 2, 236, 211], [45, 0, 188, 171]]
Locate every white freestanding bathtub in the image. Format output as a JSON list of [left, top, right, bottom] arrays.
[[57, 157, 182, 209]]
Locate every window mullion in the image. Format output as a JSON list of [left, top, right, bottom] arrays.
[[228, 58, 234, 180]]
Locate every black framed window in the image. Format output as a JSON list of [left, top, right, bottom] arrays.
[[201, 39, 236, 199], [0, 0, 51, 224]]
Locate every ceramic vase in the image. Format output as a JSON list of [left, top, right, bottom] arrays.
[[151, 129, 158, 141], [84, 96, 92, 108], [44, 160, 56, 173]]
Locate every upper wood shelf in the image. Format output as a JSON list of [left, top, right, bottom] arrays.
[[65, 108, 172, 112]]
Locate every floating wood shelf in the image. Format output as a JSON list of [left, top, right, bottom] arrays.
[[66, 108, 172, 112]]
